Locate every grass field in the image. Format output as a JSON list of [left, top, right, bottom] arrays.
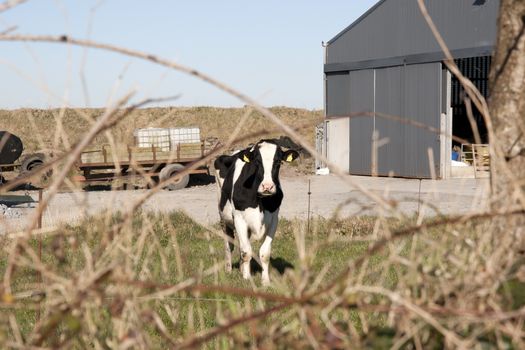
[[0, 212, 400, 348], [2, 208, 524, 348], [1, 108, 524, 349]]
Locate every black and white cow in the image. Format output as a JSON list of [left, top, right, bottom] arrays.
[[214, 139, 299, 285]]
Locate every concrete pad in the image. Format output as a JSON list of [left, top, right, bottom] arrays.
[[1, 174, 490, 234]]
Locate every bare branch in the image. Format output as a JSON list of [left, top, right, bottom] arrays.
[[0, 0, 27, 13], [0, 33, 397, 212]]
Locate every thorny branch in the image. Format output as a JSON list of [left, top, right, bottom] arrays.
[[0, 33, 397, 212], [0, 1, 524, 348], [0, 0, 27, 13]]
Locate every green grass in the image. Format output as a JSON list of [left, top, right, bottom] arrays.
[[2, 212, 523, 348], [0, 212, 378, 347]]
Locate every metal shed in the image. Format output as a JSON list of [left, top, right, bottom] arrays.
[[324, 0, 499, 178]]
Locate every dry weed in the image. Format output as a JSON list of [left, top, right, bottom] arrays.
[[0, 1, 523, 349]]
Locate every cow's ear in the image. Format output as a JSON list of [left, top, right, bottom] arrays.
[[239, 150, 254, 163], [282, 150, 299, 163]]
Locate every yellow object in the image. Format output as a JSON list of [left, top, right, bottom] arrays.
[[243, 154, 250, 163], [286, 154, 294, 162], [2, 293, 14, 304]]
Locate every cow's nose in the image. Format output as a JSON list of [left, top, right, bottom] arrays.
[[261, 183, 275, 192]]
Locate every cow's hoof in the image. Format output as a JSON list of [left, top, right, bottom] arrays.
[[261, 272, 270, 286], [242, 269, 251, 280], [261, 279, 271, 287], [240, 260, 251, 279]]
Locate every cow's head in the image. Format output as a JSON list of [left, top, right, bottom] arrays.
[[237, 140, 299, 197]]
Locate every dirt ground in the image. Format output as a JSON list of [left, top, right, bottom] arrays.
[[1, 174, 490, 234]]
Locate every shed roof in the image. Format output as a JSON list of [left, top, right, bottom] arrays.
[[327, 0, 388, 45], [325, 0, 499, 71]]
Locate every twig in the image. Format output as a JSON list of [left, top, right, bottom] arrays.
[[114, 279, 297, 304], [0, 0, 27, 13], [114, 207, 523, 348], [345, 285, 466, 347], [175, 301, 289, 350], [415, 0, 491, 136], [2, 93, 144, 295], [0, 25, 17, 35], [0, 33, 398, 213], [328, 111, 470, 145], [305, 207, 525, 302], [415, 0, 522, 201]]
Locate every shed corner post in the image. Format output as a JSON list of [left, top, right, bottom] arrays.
[[322, 41, 329, 169], [440, 67, 452, 179]]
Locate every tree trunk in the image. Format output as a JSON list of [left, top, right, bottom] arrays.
[[488, 1, 525, 249]]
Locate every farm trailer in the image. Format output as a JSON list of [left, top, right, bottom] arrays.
[[0, 131, 50, 186], [76, 142, 210, 190]]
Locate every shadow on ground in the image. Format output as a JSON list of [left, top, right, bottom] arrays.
[[1, 180, 42, 192], [0, 194, 36, 206], [188, 173, 215, 187], [82, 173, 217, 191], [232, 257, 294, 275]]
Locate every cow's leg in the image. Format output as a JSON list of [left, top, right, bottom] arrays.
[[222, 223, 235, 273], [259, 211, 278, 285], [259, 236, 273, 285], [234, 216, 252, 279]]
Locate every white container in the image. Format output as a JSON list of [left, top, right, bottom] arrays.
[[134, 128, 171, 151], [134, 127, 201, 151], [168, 127, 200, 146]]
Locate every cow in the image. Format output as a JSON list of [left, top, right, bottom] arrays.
[[214, 139, 299, 285]]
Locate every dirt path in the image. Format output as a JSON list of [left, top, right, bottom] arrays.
[[1, 175, 490, 234]]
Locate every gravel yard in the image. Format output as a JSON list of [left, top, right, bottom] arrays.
[[1, 174, 490, 234]]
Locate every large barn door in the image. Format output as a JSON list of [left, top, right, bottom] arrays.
[[375, 66, 404, 176], [403, 63, 442, 178], [327, 63, 441, 178], [349, 69, 375, 175]]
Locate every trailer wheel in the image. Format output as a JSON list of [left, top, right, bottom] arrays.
[[159, 164, 189, 191], [19, 153, 51, 187]]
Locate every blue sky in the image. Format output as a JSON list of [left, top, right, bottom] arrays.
[[0, 1, 377, 109]]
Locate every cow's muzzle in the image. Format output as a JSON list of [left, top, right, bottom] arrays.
[[258, 183, 276, 196]]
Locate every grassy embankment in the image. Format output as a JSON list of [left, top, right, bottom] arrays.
[[0, 107, 322, 181], [0, 107, 322, 153]]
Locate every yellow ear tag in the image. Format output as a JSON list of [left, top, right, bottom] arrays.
[[243, 154, 250, 163], [286, 154, 294, 162]]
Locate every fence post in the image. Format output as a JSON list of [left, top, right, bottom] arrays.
[[307, 180, 311, 235], [36, 188, 43, 321]]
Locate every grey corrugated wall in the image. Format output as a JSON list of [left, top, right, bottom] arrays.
[[373, 63, 442, 178], [326, 73, 350, 116], [326, 0, 499, 66], [402, 63, 441, 178], [323, 0, 497, 177], [349, 69, 374, 175], [375, 66, 404, 176], [326, 63, 442, 178], [325, 73, 351, 170]]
